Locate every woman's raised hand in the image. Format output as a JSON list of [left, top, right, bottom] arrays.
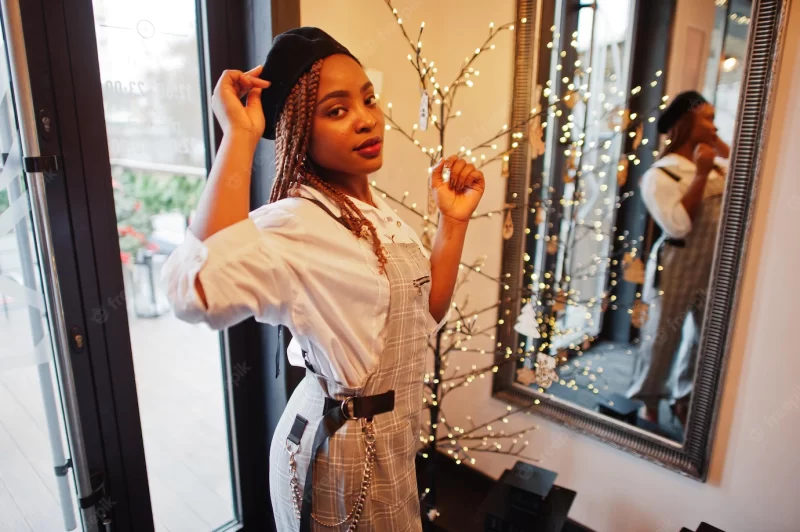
[[211, 65, 271, 143], [430, 155, 486, 223]]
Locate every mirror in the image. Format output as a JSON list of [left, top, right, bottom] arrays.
[[494, 0, 786, 478]]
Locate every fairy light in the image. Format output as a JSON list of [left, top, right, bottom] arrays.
[[376, 3, 688, 480]]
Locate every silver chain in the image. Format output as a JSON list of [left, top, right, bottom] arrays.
[[288, 419, 378, 531]]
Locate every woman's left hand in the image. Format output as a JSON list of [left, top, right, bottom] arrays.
[[431, 155, 486, 222]]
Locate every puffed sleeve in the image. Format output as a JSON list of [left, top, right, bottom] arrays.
[[160, 205, 305, 331], [639, 167, 693, 239]]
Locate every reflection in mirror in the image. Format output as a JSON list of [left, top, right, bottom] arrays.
[[512, 0, 752, 443]]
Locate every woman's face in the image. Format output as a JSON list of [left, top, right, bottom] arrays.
[[307, 54, 385, 178], [690, 103, 718, 146]]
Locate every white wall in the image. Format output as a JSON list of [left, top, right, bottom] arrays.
[[300, 1, 800, 531], [665, 0, 719, 97]]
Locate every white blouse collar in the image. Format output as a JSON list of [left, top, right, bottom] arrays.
[[298, 183, 389, 217]]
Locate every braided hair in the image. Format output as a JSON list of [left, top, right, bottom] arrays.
[[659, 111, 694, 159], [270, 59, 387, 274]]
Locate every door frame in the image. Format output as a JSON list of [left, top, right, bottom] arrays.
[[15, 0, 304, 529], [17, 0, 155, 529], [201, 1, 306, 530]]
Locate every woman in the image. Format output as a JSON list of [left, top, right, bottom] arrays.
[[162, 28, 484, 531], [626, 91, 728, 427]]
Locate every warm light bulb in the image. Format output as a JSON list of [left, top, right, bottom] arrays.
[[722, 56, 739, 72]]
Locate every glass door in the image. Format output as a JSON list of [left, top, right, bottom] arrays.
[[0, 0, 95, 530], [91, 1, 238, 530], [1, 0, 254, 528]]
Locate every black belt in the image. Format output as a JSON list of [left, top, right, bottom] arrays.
[[289, 389, 395, 531], [654, 238, 686, 286]]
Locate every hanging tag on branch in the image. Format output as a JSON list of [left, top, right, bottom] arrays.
[[547, 236, 559, 255], [567, 150, 578, 171], [535, 206, 546, 225], [419, 89, 429, 131], [631, 299, 649, 328], [503, 209, 515, 240], [516, 366, 536, 386], [622, 109, 631, 130], [617, 158, 629, 187], [552, 293, 566, 313], [633, 123, 644, 150], [529, 117, 546, 161], [427, 189, 437, 216], [622, 252, 645, 284], [535, 352, 559, 389], [529, 85, 546, 161], [563, 89, 579, 109], [514, 300, 541, 339], [421, 224, 433, 249]]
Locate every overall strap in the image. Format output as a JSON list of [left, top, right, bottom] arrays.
[[274, 196, 353, 379], [659, 164, 723, 182], [658, 167, 682, 182], [298, 195, 352, 231]]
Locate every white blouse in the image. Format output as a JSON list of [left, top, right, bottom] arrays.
[[639, 153, 727, 239], [161, 184, 447, 388]]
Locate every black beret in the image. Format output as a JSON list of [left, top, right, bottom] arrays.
[[657, 90, 708, 134], [258, 27, 359, 140]]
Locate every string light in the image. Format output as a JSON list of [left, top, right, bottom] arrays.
[[378, 0, 683, 486]]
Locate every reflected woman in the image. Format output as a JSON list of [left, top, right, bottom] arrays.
[[627, 91, 729, 427]]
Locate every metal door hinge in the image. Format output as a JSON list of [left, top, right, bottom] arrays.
[[23, 154, 62, 174]]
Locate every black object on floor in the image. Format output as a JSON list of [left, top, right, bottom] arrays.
[[680, 523, 726, 532], [416, 453, 591, 532], [502, 461, 558, 517], [597, 393, 641, 424], [480, 463, 575, 532]]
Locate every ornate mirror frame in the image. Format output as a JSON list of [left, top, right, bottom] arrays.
[[493, 0, 789, 481]]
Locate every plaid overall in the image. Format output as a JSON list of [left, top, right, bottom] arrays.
[[628, 166, 725, 409], [269, 226, 430, 530]]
